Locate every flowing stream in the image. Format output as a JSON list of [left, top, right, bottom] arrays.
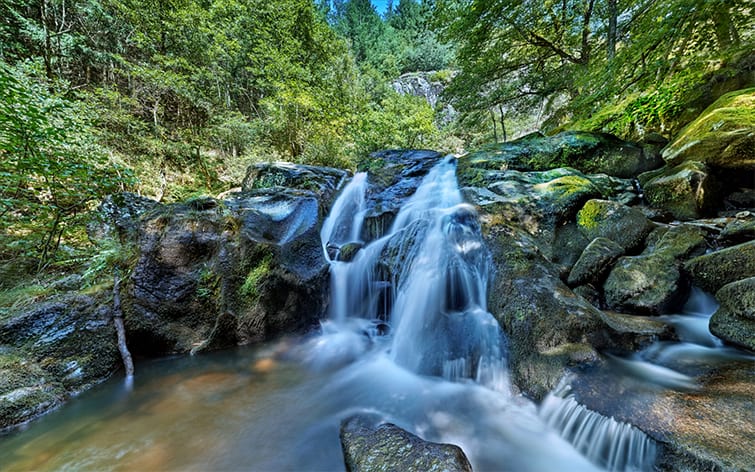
[[2, 157, 709, 471]]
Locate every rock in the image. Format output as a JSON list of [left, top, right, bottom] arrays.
[[241, 162, 349, 210], [639, 88, 755, 220], [604, 256, 686, 315], [459, 131, 662, 179], [0, 294, 120, 430], [709, 307, 755, 351], [391, 71, 457, 124], [663, 88, 755, 171], [603, 226, 707, 314], [484, 224, 612, 399], [336, 242, 364, 262], [576, 199, 655, 252], [126, 189, 330, 355], [87, 192, 160, 243], [715, 277, 755, 320], [638, 161, 716, 220], [340, 415, 472, 472], [684, 240, 755, 293], [567, 237, 624, 287], [709, 277, 755, 351], [719, 213, 755, 244], [358, 149, 445, 242]]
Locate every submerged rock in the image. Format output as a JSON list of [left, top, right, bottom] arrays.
[[340, 415, 472, 472]]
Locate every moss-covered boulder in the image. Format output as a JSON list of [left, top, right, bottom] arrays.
[[638, 88, 755, 220], [709, 277, 755, 351], [0, 294, 120, 430], [459, 131, 662, 179], [0, 350, 64, 430], [576, 199, 655, 252], [663, 88, 755, 171], [720, 212, 755, 244], [567, 237, 624, 287], [684, 240, 755, 293], [603, 225, 707, 314], [241, 162, 349, 210], [340, 415, 473, 472], [638, 161, 717, 221]]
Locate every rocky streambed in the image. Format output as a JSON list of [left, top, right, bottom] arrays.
[[1, 89, 754, 471]]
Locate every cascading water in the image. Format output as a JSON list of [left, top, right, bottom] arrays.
[[540, 382, 658, 472]]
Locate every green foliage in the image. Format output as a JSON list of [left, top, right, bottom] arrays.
[[239, 255, 273, 301], [437, 0, 754, 138], [0, 59, 135, 268]]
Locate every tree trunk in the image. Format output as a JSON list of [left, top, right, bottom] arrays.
[[498, 105, 507, 142], [490, 109, 498, 143], [113, 272, 135, 377], [607, 0, 617, 59]]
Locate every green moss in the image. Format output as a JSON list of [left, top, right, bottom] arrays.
[[239, 254, 273, 300], [576, 200, 605, 230], [196, 264, 220, 300]]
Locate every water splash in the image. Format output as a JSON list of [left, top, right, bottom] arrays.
[[540, 382, 658, 472]]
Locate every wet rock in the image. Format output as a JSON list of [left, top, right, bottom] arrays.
[[336, 242, 364, 263], [458, 131, 661, 179], [684, 240, 755, 293], [709, 277, 755, 351], [567, 237, 624, 287], [0, 294, 120, 429], [340, 415, 472, 472], [719, 212, 755, 244], [484, 224, 612, 399], [358, 149, 445, 242], [87, 192, 160, 243], [603, 226, 707, 314], [576, 199, 655, 253], [126, 190, 329, 355], [638, 161, 716, 221], [604, 256, 686, 315], [241, 162, 349, 210]]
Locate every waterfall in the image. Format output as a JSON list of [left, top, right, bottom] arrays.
[[540, 382, 658, 472]]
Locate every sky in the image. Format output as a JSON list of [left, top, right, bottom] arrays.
[[371, 0, 390, 15]]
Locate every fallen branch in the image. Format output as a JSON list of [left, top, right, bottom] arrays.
[[113, 271, 134, 377]]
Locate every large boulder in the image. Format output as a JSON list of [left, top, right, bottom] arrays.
[[638, 88, 755, 220], [0, 294, 120, 429], [576, 199, 656, 253], [684, 240, 755, 293], [241, 162, 349, 211], [567, 237, 624, 287], [709, 277, 755, 351], [340, 415, 473, 472], [459, 131, 662, 179], [126, 190, 330, 355], [603, 225, 707, 314]]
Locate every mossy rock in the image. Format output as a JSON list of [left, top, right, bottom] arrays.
[[684, 240, 755, 293], [241, 162, 349, 208], [715, 277, 755, 321], [663, 87, 755, 171], [0, 351, 65, 429], [720, 213, 755, 244], [638, 160, 716, 220], [567, 237, 625, 287], [604, 255, 688, 315], [709, 307, 755, 351], [645, 225, 707, 261], [576, 199, 655, 252], [459, 131, 660, 179], [340, 415, 473, 472]]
